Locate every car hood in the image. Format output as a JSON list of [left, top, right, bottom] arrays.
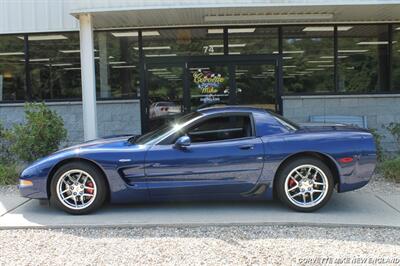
[[55, 135, 138, 154]]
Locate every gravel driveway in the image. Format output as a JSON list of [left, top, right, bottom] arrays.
[[0, 226, 399, 265]]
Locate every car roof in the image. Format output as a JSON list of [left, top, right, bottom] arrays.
[[197, 106, 268, 115]]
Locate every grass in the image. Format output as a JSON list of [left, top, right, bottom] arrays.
[[0, 164, 19, 185], [379, 156, 400, 183]]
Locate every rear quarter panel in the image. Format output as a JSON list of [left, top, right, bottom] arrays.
[[260, 130, 376, 193]]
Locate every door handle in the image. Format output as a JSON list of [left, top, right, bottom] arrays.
[[239, 144, 254, 150]]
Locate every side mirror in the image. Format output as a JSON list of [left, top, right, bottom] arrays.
[[174, 135, 191, 149]]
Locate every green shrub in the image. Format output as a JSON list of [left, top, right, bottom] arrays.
[[385, 122, 400, 152], [0, 163, 18, 185], [8, 103, 67, 163], [370, 128, 384, 162], [380, 157, 400, 182]]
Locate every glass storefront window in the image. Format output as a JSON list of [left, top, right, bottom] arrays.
[[28, 32, 81, 100], [393, 25, 400, 91], [94, 31, 140, 99], [228, 27, 278, 55], [282, 26, 334, 94], [338, 25, 389, 93], [0, 35, 25, 101], [141, 28, 224, 57]]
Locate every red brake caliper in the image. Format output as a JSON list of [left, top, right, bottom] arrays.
[[288, 178, 296, 187], [86, 181, 94, 195]]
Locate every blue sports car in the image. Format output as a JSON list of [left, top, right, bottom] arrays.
[[19, 107, 376, 214]]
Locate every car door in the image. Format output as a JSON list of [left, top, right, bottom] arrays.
[[144, 113, 265, 199]]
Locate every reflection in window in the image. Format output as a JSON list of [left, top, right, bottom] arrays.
[[393, 25, 400, 91], [338, 25, 389, 92], [0, 35, 25, 101], [282, 26, 334, 94], [187, 115, 252, 143], [28, 33, 81, 100], [94, 31, 140, 99], [235, 64, 276, 111], [228, 27, 278, 55], [141, 28, 223, 56]]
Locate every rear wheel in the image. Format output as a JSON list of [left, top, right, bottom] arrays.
[[50, 162, 107, 215], [276, 157, 334, 212]]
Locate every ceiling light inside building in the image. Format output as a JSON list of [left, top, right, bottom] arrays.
[[109, 61, 126, 65], [189, 67, 210, 71], [64, 67, 81, 70], [204, 13, 333, 22], [357, 41, 389, 45], [148, 68, 168, 72], [133, 46, 171, 50], [273, 50, 304, 54], [308, 60, 332, 63], [208, 28, 255, 34], [145, 54, 177, 57], [45, 63, 73, 67], [0, 52, 24, 56], [19, 58, 50, 62], [320, 55, 348, 59], [18, 35, 68, 41], [60, 50, 80, 53], [317, 65, 334, 67], [111, 65, 136, 69], [302, 26, 352, 32], [112, 31, 160, 37], [338, 49, 369, 53], [306, 68, 324, 71]]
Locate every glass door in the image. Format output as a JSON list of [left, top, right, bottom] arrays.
[[146, 64, 185, 131], [188, 63, 230, 110], [143, 55, 281, 132]]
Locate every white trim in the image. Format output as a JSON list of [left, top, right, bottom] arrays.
[[282, 94, 400, 99], [70, 2, 400, 16], [0, 99, 140, 107]]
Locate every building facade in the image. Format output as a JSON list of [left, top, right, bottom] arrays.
[[0, 1, 400, 150]]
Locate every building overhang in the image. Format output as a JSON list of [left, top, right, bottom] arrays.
[[70, 2, 400, 30]]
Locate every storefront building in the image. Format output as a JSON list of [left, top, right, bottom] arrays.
[[1, 1, 400, 150]]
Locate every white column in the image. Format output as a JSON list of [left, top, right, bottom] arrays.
[[79, 14, 98, 141]]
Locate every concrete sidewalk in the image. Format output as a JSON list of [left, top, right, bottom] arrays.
[[0, 190, 400, 229]]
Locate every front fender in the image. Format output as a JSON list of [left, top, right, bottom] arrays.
[[19, 149, 79, 199]]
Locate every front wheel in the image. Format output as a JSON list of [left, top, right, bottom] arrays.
[[50, 162, 107, 215], [276, 157, 334, 212]]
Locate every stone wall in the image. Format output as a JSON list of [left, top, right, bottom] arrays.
[[282, 94, 400, 152], [0, 100, 141, 145]]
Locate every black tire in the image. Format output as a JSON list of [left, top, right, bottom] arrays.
[[275, 157, 334, 212], [50, 161, 107, 215]]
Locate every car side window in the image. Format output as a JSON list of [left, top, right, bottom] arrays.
[[186, 115, 253, 143]]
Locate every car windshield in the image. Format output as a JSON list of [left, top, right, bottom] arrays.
[[133, 112, 202, 145], [267, 110, 300, 131]]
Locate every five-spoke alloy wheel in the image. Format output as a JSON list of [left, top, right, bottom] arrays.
[[276, 157, 334, 212], [50, 162, 107, 215]]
